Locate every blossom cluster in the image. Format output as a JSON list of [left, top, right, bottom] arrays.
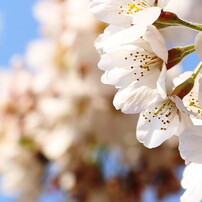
[[0, 0, 202, 201], [91, 0, 202, 201], [0, 0, 182, 201]]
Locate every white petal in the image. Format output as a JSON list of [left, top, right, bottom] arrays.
[[181, 163, 202, 189], [191, 117, 202, 125], [132, 7, 161, 26], [171, 95, 195, 116], [157, 63, 167, 99], [95, 25, 125, 53], [157, 0, 170, 8], [173, 71, 192, 87], [179, 124, 202, 164], [101, 68, 134, 87], [181, 163, 202, 202], [165, 64, 182, 95], [195, 32, 202, 60], [113, 84, 159, 114], [199, 77, 202, 107], [136, 98, 179, 148], [98, 47, 137, 71], [90, 0, 133, 26], [103, 25, 147, 51], [143, 25, 168, 62]]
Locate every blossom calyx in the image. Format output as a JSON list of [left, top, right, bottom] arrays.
[[171, 62, 202, 99], [171, 77, 195, 99], [156, 11, 180, 25], [167, 45, 195, 70]]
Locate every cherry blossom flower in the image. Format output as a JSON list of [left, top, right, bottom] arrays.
[[90, 0, 169, 27], [181, 163, 202, 202], [172, 72, 202, 164], [137, 95, 189, 148], [173, 72, 202, 119], [98, 25, 168, 113], [169, 72, 202, 163], [137, 71, 202, 148]]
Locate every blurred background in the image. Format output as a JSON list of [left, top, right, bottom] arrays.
[[0, 0, 201, 201]]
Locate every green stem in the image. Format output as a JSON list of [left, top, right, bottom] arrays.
[[192, 62, 202, 79], [181, 44, 195, 53], [177, 19, 202, 32]]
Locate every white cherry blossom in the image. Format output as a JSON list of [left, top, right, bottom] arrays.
[[173, 71, 202, 121], [177, 75, 202, 164], [98, 25, 168, 113], [137, 71, 202, 148], [137, 95, 189, 148], [181, 163, 202, 202], [90, 0, 169, 27]]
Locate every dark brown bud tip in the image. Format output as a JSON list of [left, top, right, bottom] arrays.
[[157, 11, 180, 24], [171, 78, 194, 99]]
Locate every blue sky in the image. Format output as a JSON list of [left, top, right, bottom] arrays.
[[183, 52, 200, 71], [0, 0, 38, 67]]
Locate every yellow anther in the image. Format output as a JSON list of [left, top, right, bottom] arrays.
[[128, 4, 142, 12], [189, 102, 202, 109]]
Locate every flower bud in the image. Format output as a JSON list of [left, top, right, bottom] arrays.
[[167, 45, 195, 70], [171, 77, 195, 99], [171, 62, 202, 99], [156, 11, 180, 25]]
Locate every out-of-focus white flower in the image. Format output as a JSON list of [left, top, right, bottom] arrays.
[[181, 163, 202, 202], [66, 0, 96, 31], [0, 141, 43, 198], [26, 39, 58, 71], [34, 0, 64, 36], [59, 172, 76, 191], [37, 125, 75, 160], [37, 97, 71, 120]]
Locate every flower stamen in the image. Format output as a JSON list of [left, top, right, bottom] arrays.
[[142, 99, 178, 131], [123, 50, 163, 82], [118, 0, 152, 16]]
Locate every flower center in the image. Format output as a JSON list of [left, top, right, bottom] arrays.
[[128, 4, 143, 12], [186, 91, 202, 119], [142, 99, 178, 131], [124, 50, 163, 82], [118, 1, 151, 15]]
